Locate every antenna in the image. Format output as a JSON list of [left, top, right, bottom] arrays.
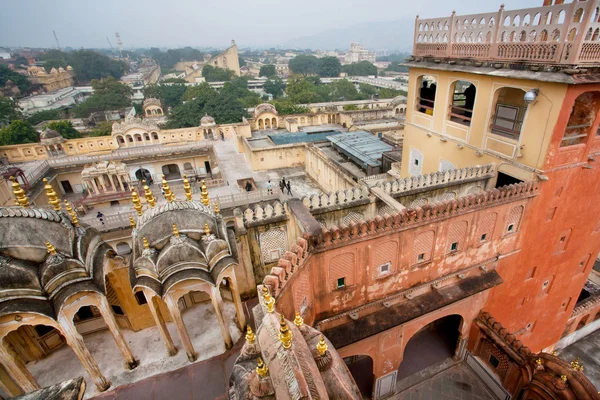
[[53, 30, 61, 50], [106, 36, 114, 51], [115, 32, 123, 59]]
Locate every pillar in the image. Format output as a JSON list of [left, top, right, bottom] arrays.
[[454, 334, 468, 361], [97, 296, 138, 369], [144, 290, 177, 356], [227, 275, 247, 330], [211, 287, 233, 349], [373, 371, 397, 400], [0, 343, 39, 394], [98, 176, 107, 192], [90, 179, 100, 195], [164, 295, 196, 362], [59, 319, 110, 392], [117, 175, 125, 191]]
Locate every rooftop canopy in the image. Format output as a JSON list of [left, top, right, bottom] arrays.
[[327, 131, 393, 169]]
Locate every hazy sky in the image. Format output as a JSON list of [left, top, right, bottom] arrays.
[[1, 0, 543, 49]]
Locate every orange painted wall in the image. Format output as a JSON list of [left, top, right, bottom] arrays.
[[484, 83, 600, 352]]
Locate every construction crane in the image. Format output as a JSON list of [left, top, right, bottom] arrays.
[[106, 36, 115, 51], [115, 32, 123, 59], [53, 30, 61, 50]]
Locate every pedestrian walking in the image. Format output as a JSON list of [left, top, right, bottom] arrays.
[[220, 131, 225, 141], [96, 211, 105, 225], [267, 180, 273, 195], [286, 181, 292, 196], [281, 177, 286, 193], [279, 180, 285, 193]]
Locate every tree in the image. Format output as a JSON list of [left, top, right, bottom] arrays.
[[341, 61, 377, 77], [43, 59, 68, 72], [44, 121, 81, 139], [143, 84, 187, 108], [329, 79, 364, 101], [0, 98, 23, 126], [317, 56, 341, 77], [202, 65, 235, 82], [379, 88, 407, 98], [259, 64, 277, 78], [87, 121, 113, 137], [71, 77, 132, 117], [288, 55, 318, 77], [68, 50, 127, 82], [27, 110, 62, 126], [14, 56, 29, 67], [0, 120, 39, 145], [184, 83, 217, 102], [263, 77, 285, 99], [221, 77, 262, 108], [238, 57, 246, 67], [343, 104, 359, 111], [359, 83, 377, 97], [0, 65, 31, 92], [271, 99, 310, 115], [285, 76, 323, 104]]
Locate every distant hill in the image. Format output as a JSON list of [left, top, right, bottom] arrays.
[[278, 18, 415, 51]]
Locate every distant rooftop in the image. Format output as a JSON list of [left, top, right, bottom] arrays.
[[327, 131, 393, 168], [413, 1, 600, 67], [268, 128, 343, 146]]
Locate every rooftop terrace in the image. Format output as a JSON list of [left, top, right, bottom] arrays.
[[413, 0, 600, 66]]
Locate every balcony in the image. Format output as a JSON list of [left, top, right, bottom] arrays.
[[413, 1, 600, 65]]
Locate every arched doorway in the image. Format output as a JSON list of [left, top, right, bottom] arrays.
[[397, 315, 462, 380], [343, 354, 374, 398], [161, 164, 181, 180], [116, 242, 131, 255], [135, 168, 152, 184]]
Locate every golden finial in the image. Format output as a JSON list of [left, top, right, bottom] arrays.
[[129, 216, 136, 228], [182, 174, 192, 201], [63, 200, 79, 227], [552, 351, 558, 356], [143, 180, 156, 207], [536, 358, 543, 366], [10, 176, 29, 207], [256, 357, 268, 377], [161, 175, 175, 203], [317, 335, 328, 356], [204, 223, 211, 237], [279, 314, 292, 350], [43, 178, 61, 211], [294, 311, 304, 328], [200, 180, 209, 206], [45, 241, 57, 255], [131, 189, 143, 216], [560, 374, 567, 383], [214, 202, 220, 215], [172, 224, 180, 237], [571, 358, 580, 369], [246, 326, 256, 344], [577, 363, 584, 372], [262, 286, 275, 313], [143, 237, 150, 249]]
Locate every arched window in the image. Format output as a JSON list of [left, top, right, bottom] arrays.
[[152, 132, 159, 140], [572, 8, 583, 23], [532, 13, 541, 26], [568, 28, 577, 41], [448, 80, 476, 127], [416, 75, 437, 115], [561, 92, 600, 147], [490, 87, 528, 140], [540, 29, 549, 41]]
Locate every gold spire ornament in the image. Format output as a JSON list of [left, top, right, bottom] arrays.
[[131, 189, 143, 216], [246, 326, 256, 344], [204, 223, 211, 237], [63, 200, 79, 227], [10, 176, 30, 207], [43, 178, 61, 211], [560, 375, 567, 383], [214, 202, 220, 215], [256, 357, 268, 377], [279, 314, 292, 350], [262, 286, 275, 313], [182, 174, 192, 201], [45, 241, 57, 255], [143, 180, 156, 207], [129, 216, 136, 228], [316, 335, 328, 356], [161, 176, 175, 203], [200, 180, 209, 206], [172, 224, 180, 237], [143, 237, 150, 249], [294, 311, 304, 328]]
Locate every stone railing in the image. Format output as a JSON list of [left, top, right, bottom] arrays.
[[23, 160, 51, 185], [359, 173, 389, 182], [414, 0, 600, 65], [377, 164, 494, 195], [240, 200, 286, 225], [46, 141, 212, 168], [212, 189, 280, 209], [84, 210, 138, 232], [262, 181, 538, 298], [301, 186, 370, 211]]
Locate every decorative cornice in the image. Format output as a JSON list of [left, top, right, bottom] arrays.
[[111, 117, 160, 135]]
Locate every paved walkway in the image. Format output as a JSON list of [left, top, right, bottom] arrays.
[[557, 328, 600, 390]]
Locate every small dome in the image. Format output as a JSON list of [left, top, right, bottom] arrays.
[[58, 67, 65, 73], [254, 103, 278, 118], [66, 65, 73, 71], [50, 67, 58, 74], [40, 129, 62, 140], [143, 98, 161, 108], [200, 114, 216, 126]]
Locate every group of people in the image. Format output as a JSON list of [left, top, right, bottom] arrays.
[[266, 178, 292, 196], [419, 80, 438, 113]]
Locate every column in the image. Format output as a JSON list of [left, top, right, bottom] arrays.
[[227, 275, 247, 330], [0, 343, 39, 394], [98, 176, 107, 193], [454, 335, 468, 361], [144, 290, 177, 356], [211, 287, 233, 349], [164, 295, 196, 362], [117, 175, 125, 191], [59, 319, 110, 392], [90, 179, 100, 195], [373, 371, 397, 400], [97, 296, 137, 369]]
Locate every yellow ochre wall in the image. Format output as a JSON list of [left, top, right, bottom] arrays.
[[401, 67, 567, 180]]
